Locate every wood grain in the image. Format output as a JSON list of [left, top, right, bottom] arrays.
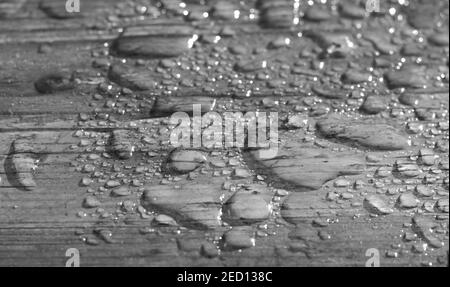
[[0, 0, 448, 267]]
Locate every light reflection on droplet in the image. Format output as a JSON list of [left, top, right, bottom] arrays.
[[389, 7, 396, 16], [233, 10, 240, 19]]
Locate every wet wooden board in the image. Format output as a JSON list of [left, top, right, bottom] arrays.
[[0, 0, 448, 267], [0, 121, 447, 267]]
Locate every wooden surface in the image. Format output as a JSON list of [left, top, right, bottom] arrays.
[[0, 0, 448, 267]]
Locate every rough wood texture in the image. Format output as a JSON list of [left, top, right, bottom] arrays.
[[0, 0, 448, 267]]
